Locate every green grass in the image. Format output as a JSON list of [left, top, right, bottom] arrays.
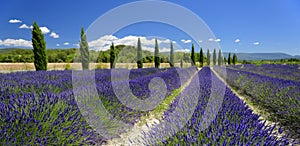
[[138, 72, 196, 125]]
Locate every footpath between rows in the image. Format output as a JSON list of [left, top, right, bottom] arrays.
[[104, 68, 200, 146]]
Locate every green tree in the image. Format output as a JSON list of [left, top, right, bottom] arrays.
[[224, 57, 227, 65], [32, 21, 47, 70], [169, 42, 174, 67], [218, 49, 222, 66], [228, 53, 231, 65], [80, 27, 90, 70], [213, 48, 217, 66], [110, 42, 116, 68], [207, 49, 210, 66], [191, 44, 195, 66], [199, 48, 204, 67], [180, 58, 183, 68], [154, 39, 160, 68], [137, 38, 143, 68], [233, 53, 238, 65]]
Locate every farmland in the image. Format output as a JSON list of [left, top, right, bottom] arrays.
[[0, 64, 299, 145], [213, 65, 300, 139], [2, 0, 300, 145], [0, 63, 194, 73]]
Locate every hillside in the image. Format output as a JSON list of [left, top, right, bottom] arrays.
[[0, 46, 189, 63], [1, 47, 299, 63]]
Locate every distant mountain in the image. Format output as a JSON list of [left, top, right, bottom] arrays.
[[0, 48, 22, 53], [222, 52, 300, 61]]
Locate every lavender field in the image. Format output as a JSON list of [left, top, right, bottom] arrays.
[[1, 1, 300, 145], [0, 65, 299, 145]]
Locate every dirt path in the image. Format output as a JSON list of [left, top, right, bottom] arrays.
[[103, 69, 200, 146], [211, 68, 297, 145]]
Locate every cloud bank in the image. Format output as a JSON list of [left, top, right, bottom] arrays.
[[88, 35, 175, 52], [0, 39, 32, 47]]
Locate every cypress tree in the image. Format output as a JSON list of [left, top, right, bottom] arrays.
[[180, 58, 183, 68], [154, 39, 160, 68], [32, 21, 47, 70], [79, 27, 90, 70], [191, 44, 195, 66], [224, 57, 227, 65], [199, 48, 204, 67], [228, 53, 231, 65], [218, 49, 222, 66], [233, 53, 238, 65], [169, 42, 174, 67], [213, 49, 217, 66], [207, 49, 210, 66], [137, 38, 143, 68], [110, 42, 116, 68]]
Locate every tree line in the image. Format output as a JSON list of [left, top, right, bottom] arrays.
[[28, 21, 239, 70]]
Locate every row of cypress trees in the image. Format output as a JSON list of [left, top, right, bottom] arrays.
[[110, 38, 165, 69], [134, 39, 238, 69], [32, 21, 238, 70], [191, 47, 238, 67]]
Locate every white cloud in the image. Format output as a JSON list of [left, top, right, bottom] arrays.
[[214, 38, 221, 42], [160, 47, 170, 52], [198, 40, 203, 43], [234, 39, 240, 43], [73, 43, 79, 47], [56, 44, 60, 46], [208, 38, 221, 42], [175, 49, 190, 52], [0, 38, 32, 47], [50, 32, 59, 38], [39, 27, 50, 34], [208, 38, 214, 42], [19, 24, 53, 36], [64, 42, 70, 45], [181, 39, 191, 44], [88, 35, 173, 51], [253, 42, 260, 45], [9, 19, 22, 23], [19, 24, 33, 29]]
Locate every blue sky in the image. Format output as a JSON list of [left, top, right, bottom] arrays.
[[1, 0, 300, 55]]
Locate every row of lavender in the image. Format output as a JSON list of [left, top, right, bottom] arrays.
[[0, 67, 193, 145], [141, 67, 294, 145], [230, 64, 300, 82], [214, 66, 300, 139]]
